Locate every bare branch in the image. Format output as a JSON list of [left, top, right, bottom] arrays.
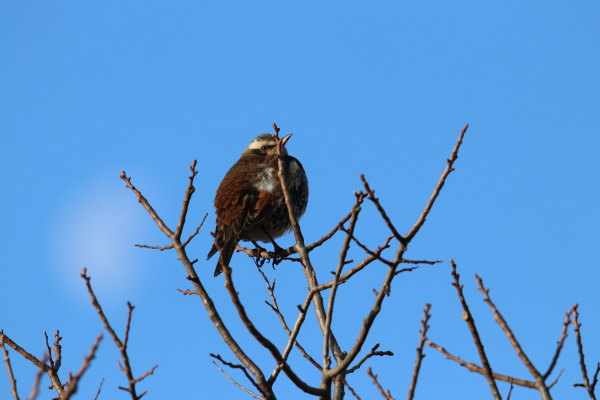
[[1, 333, 21, 400], [120, 171, 174, 237], [212, 361, 265, 400], [0, 332, 63, 396], [175, 159, 198, 240], [273, 123, 345, 365], [134, 243, 174, 251], [450, 262, 501, 400], [346, 344, 393, 374], [366, 366, 395, 400], [221, 265, 325, 396], [404, 123, 469, 242], [344, 379, 363, 400], [427, 340, 537, 388], [543, 305, 576, 379], [26, 361, 46, 400], [256, 267, 321, 371], [81, 268, 154, 399], [62, 334, 103, 399], [182, 213, 208, 247], [93, 378, 104, 400], [406, 303, 431, 400], [572, 304, 598, 399], [210, 353, 258, 390], [341, 227, 394, 267], [474, 273, 551, 399], [360, 175, 404, 243], [324, 193, 364, 370], [400, 258, 442, 265]]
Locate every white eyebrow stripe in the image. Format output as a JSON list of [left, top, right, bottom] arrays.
[[247, 140, 275, 150]]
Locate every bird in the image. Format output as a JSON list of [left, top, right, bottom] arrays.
[[207, 133, 309, 277]]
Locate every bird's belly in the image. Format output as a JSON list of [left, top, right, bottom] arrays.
[[242, 223, 289, 242]]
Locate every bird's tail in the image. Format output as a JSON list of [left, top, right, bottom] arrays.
[[207, 240, 235, 277]]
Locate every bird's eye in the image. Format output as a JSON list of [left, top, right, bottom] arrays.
[[261, 146, 267, 151]]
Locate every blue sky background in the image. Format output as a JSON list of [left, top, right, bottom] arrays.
[[1, 1, 599, 399]]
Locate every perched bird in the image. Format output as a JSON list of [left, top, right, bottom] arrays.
[[207, 133, 309, 276]]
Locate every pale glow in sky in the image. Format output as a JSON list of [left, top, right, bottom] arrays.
[[48, 178, 143, 299]]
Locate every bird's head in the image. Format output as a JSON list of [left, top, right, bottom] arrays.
[[244, 133, 292, 156]]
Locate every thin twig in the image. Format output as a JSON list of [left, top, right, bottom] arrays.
[[361, 175, 404, 244], [346, 344, 393, 374], [366, 367, 395, 400], [572, 305, 598, 399], [427, 340, 537, 388], [273, 123, 345, 366], [406, 303, 431, 400], [134, 243, 174, 251], [404, 123, 469, 242], [451, 262, 501, 400], [221, 262, 325, 396], [62, 334, 103, 400], [212, 361, 265, 400], [543, 305, 576, 380], [210, 353, 257, 389], [324, 193, 364, 370], [0, 332, 63, 396], [256, 267, 321, 370], [1, 333, 21, 400], [26, 356, 47, 400], [475, 273, 551, 399], [93, 378, 104, 400], [344, 379, 363, 400], [81, 269, 153, 399]]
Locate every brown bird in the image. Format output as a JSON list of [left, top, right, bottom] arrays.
[[207, 133, 309, 276]]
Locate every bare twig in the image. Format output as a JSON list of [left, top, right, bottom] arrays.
[[93, 378, 104, 400], [212, 361, 265, 400], [573, 305, 598, 399], [450, 262, 501, 399], [0, 332, 64, 397], [81, 269, 154, 399], [26, 356, 47, 400], [182, 213, 208, 247], [341, 227, 394, 267], [62, 334, 103, 399], [221, 264, 325, 396], [360, 175, 404, 243], [427, 340, 537, 388], [344, 379, 363, 400], [134, 243, 174, 251], [406, 303, 431, 400], [404, 123, 469, 242], [273, 123, 345, 368], [210, 353, 257, 389], [346, 344, 393, 374], [475, 273, 551, 399], [1, 332, 21, 400], [543, 305, 576, 380], [256, 267, 321, 370], [324, 193, 364, 370], [367, 366, 395, 400]]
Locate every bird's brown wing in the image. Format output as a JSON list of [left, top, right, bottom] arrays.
[[208, 157, 276, 274]]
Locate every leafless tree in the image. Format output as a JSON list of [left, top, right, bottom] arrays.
[[2, 123, 597, 400]]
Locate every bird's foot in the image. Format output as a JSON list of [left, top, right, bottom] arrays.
[[268, 241, 287, 267], [251, 242, 268, 268]]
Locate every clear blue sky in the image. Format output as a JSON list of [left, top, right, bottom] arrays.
[[1, 1, 599, 399]]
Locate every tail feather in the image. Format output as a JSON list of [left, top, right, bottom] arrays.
[[211, 241, 235, 277]]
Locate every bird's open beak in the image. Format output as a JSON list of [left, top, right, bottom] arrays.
[[281, 134, 293, 146]]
